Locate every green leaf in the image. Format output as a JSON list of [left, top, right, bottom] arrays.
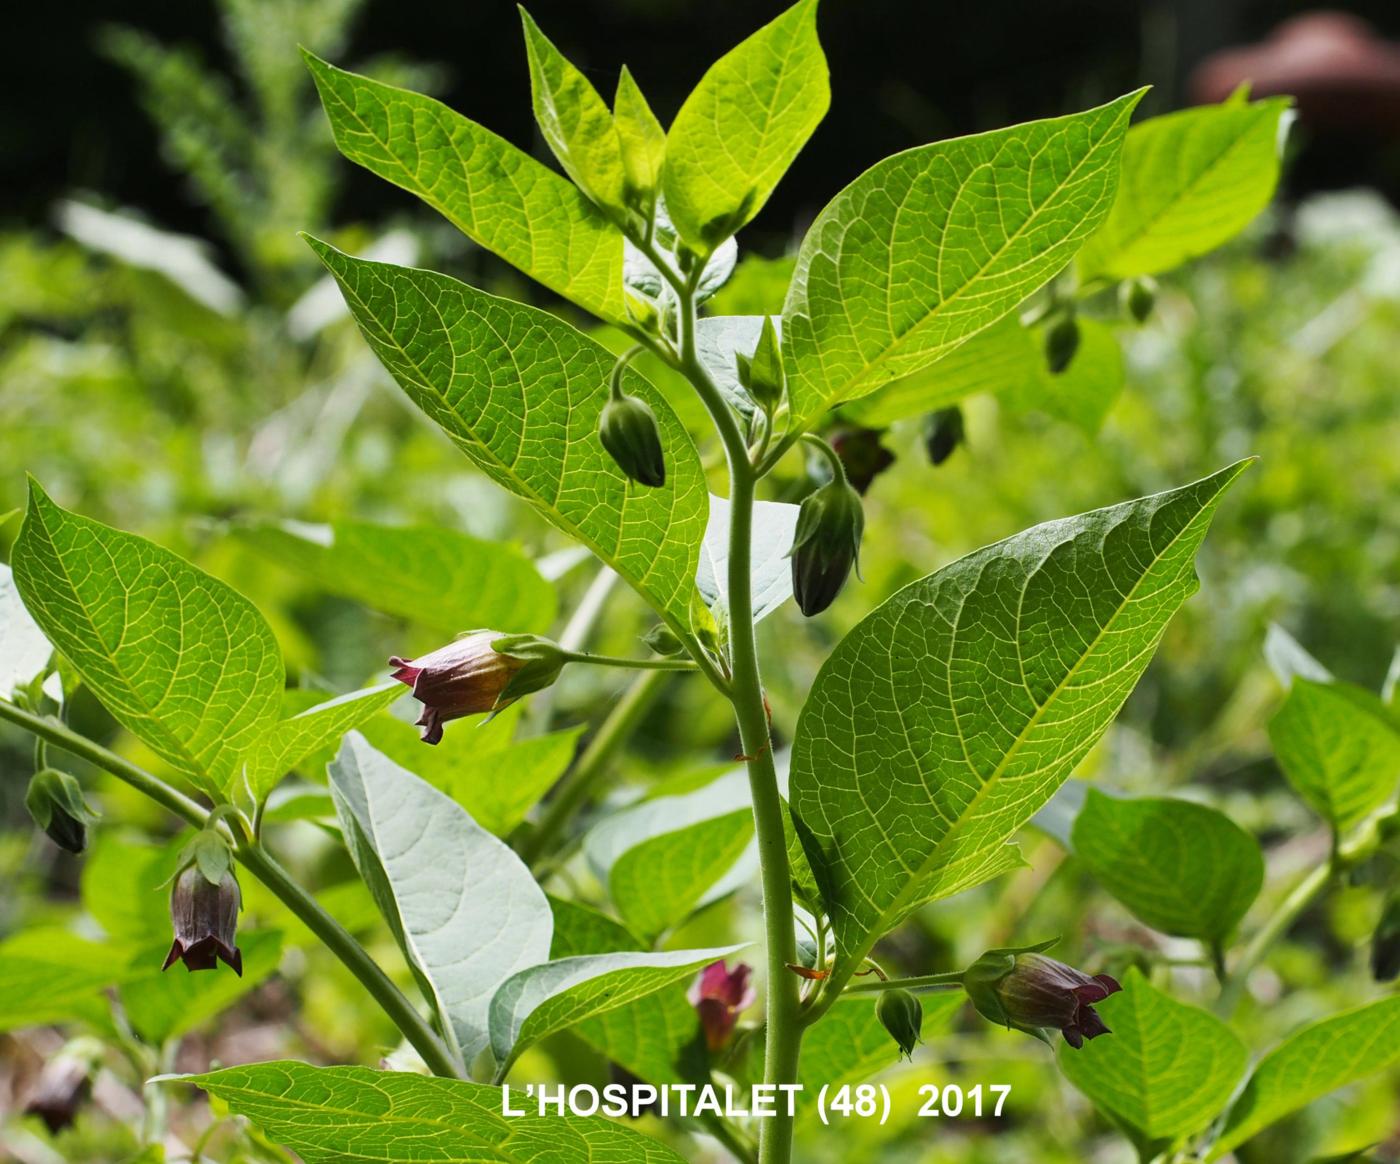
[[0, 928, 132, 1031], [1268, 678, 1400, 832], [790, 462, 1251, 984], [1211, 995, 1400, 1158], [1072, 790, 1263, 944], [695, 315, 774, 418], [1264, 622, 1332, 689], [520, 9, 627, 214], [610, 809, 755, 941], [304, 52, 627, 322], [187, 1061, 688, 1163], [1005, 318, 1125, 434], [0, 561, 51, 699], [1058, 969, 1247, 1146], [329, 734, 553, 1065], [306, 240, 709, 630], [662, 0, 828, 249], [245, 682, 402, 804], [799, 992, 963, 1094], [1078, 98, 1290, 281], [13, 482, 283, 799], [490, 944, 740, 1072], [614, 66, 666, 202], [696, 494, 801, 626], [232, 518, 557, 636], [360, 712, 581, 837], [782, 90, 1145, 433]]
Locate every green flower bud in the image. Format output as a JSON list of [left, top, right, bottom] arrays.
[[25, 768, 97, 854], [599, 389, 666, 489], [1120, 276, 1157, 324], [735, 317, 784, 413], [922, 406, 966, 467], [641, 624, 685, 657], [789, 459, 864, 617], [1043, 312, 1081, 375], [875, 988, 923, 1060]]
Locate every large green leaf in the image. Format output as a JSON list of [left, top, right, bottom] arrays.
[[13, 483, 283, 799], [187, 1061, 687, 1163], [1211, 995, 1400, 1158], [1268, 678, 1400, 833], [520, 9, 626, 214], [1078, 97, 1290, 281], [0, 560, 51, 698], [304, 53, 627, 322], [781, 90, 1144, 432], [1073, 790, 1263, 944], [360, 712, 581, 837], [233, 518, 557, 636], [1058, 969, 1247, 1147], [662, 0, 828, 250], [329, 734, 553, 1065], [790, 462, 1250, 984], [0, 928, 132, 1031], [489, 944, 740, 1073], [307, 240, 709, 629], [245, 683, 402, 804]]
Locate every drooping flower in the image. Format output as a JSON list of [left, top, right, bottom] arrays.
[[964, 940, 1121, 1049], [163, 863, 242, 976], [875, 988, 923, 1060], [789, 455, 865, 617], [24, 768, 98, 854], [599, 391, 667, 488], [390, 631, 565, 744], [829, 427, 896, 495], [688, 960, 756, 1052]]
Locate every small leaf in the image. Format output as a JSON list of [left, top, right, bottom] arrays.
[[1078, 97, 1290, 280], [304, 52, 627, 322], [1211, 995, 1400, 1158], [232, 518, 557, 636], [1073, 790, 1263, 944], [489, 944, 740, 1072], [187, 1061, 689, 1162], [329, 734, 553, 1065], [13, 483, 283, 799], [307, 240, 709, 629], [662, 0, 828, 249], [696, 494, 801, 625], [783, 90, 1144, 433], [245, 683, 402, 805], [790, 462, 1251, 985], [695, 315, 779, 418], [614, 66, 666, 202], [1269, 678, 1400, 833], [0, 560, 52, 699], [1058, 968, 1247, 1145], [520, 9, 627, 214], [1264, 622, 1333, 689]]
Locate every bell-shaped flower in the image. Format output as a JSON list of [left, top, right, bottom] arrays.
[[688, 960, 756, 1052], [964, 940, 1120, 1049]]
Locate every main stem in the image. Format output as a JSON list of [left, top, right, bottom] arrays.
[[0, 699, 463, 1080], [665, 257, 802, 1164]]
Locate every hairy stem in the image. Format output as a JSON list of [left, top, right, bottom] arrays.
[[515, 668, 671, 868], [843, 972, 965, 995], [563, 651, 698, 672], [0, 699, 463, 1079]]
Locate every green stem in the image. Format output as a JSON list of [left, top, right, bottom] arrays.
[[515, 669, 671, 868], [563, 651, 698, 672], [843, 972, 965, 995], [1217, 859, 1334, 1016], [0, 699, 462, 1080]]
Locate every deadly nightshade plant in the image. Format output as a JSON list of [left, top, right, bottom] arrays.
[[13, 4, 1381, 1164]]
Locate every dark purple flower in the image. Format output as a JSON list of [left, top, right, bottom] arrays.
[[688, 960, 756, 1052], [162, 865, 242, 976], [23, 1051, 93, 1134], [390, 631, 563, 744], [965, 942, 1121, 1049], [829, 427, 895, 495]]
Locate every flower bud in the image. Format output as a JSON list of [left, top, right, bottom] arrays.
[[922, 406, 966, 467], [875, 988, 923, 1060], [964, 940, 1120, 1048], [735, 316, 785, 413], [1043, 312, 1081, 375], [1372, 893, 1400, 981], [789, 466, 864, 618], [641, 624, 684, 657], [1120, 276, 1157, 324], [25, 768, 97, 854], [829, 427, 895, 495], [163, 848, 242, 976], [688, 960, 756, 1052], [391, 631, 565, 744], [599, 392, 667, 488]]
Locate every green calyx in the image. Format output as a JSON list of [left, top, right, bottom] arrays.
[[875, 987, 924, 1060], [600, 348, 667, 488], [961, 937, 1058, 1044], [789, 439, 865, 617], [490, 633, 568, 705], [25, 768, 98, 854], [177, 826, 236, 886]]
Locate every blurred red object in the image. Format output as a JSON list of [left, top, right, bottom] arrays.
[[1191, 11, 1400, 131]]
